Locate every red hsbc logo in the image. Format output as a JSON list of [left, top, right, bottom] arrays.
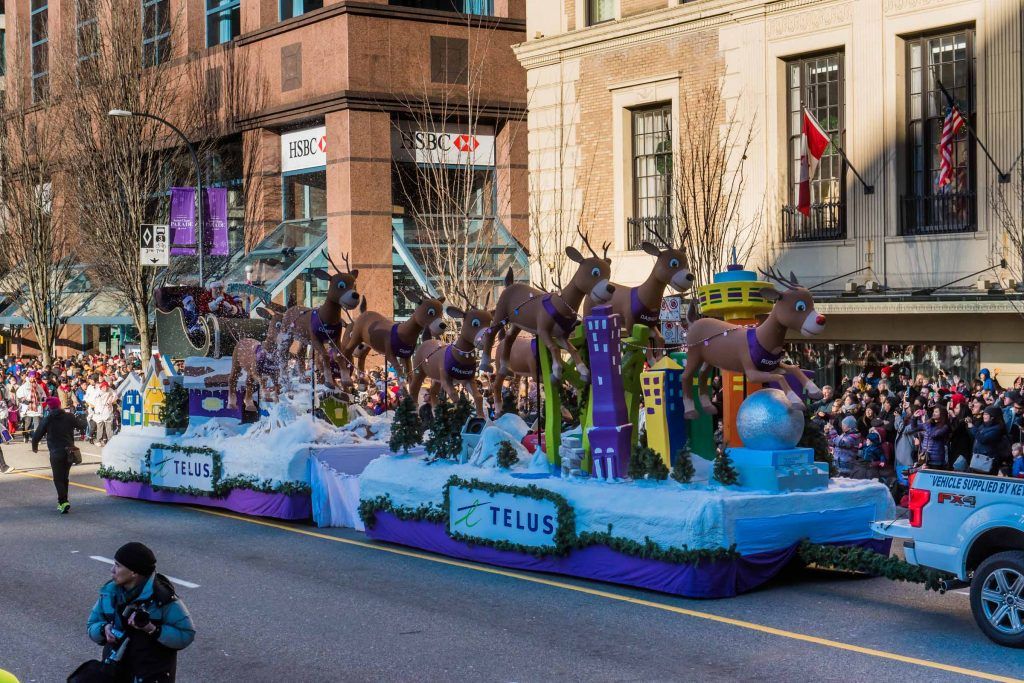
[[317, 136, 327, 153], [453, 134, 479, 152]]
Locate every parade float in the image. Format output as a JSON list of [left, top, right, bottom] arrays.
[[99, 240, 898, 598]]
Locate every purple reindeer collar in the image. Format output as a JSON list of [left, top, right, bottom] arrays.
[[747, 328, 782, 372], [390, 323, 416, 359], [310, 309, 343, 343], [542, 295, 579, 334], [444, 346, 478, 380], [631, 288, 661, 326]]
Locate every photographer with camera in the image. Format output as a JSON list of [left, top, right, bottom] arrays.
[[82, 542, 195, 682]]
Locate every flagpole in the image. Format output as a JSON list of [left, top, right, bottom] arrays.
[[935, 77, 1011, 183], [803, 106, 874, 194]]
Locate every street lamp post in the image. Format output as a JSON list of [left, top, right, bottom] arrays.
[[108, 109, 205, 284]]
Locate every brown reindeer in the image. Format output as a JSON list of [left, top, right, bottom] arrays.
[[340, 290, 447, 389], [488, 333, 537, 415], [409, 301, 495, 416], [490, 229, 615, 384], [227, 338, 282, 410], [680, 268, 825, 419], [274, 252, 360, 388], [583, 237, 694, 360]]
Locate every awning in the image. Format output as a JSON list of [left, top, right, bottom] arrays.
[[66, 290, 134, 325]]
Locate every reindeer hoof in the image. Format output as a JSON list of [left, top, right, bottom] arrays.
[[244, 401, 257, 411], [684, 409, 699, 420], [578, 367, 591, 383], [702, 404, 719, 416], [806, 385, 823, 400]]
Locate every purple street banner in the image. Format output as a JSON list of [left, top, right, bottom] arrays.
[[204, 187, 229, 257], [169, 187, 197, 256]]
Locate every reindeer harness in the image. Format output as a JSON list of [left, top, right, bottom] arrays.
[[310, 310, 344, 344], [444, 346, 478, 380], [747, 328, 783, 372], [541, 295, 579, 334], [390, 324, 417, 359], [630, 289, 660, 326]]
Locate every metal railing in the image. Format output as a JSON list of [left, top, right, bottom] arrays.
[[900, 193, 976, 236], [627, 215, 674, 250], [781, 201, 846, 242]]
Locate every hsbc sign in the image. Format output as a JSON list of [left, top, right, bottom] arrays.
[[281, 126, 327, 173], [394, 130, 495, 166]]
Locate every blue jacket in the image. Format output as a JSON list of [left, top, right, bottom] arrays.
[[1014, 456, 1024, 478], [913, 418, 950, 466], [970, 422, 1008, 458], [87, 573, 195, 679]]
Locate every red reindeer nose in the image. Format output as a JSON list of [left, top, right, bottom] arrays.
[[816, 314, 826, 326]]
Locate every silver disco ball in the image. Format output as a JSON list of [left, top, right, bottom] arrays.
[[736, 388, 804, 451]]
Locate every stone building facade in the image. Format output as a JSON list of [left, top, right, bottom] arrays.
[[516, 0, 1024, 384]]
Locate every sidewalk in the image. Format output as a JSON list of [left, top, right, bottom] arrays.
[[0, 440, 103, 474]]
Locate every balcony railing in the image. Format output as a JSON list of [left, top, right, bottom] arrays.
[[627, 215, 674, 251], [781, 201, 846, 242], [900, 193, 976, 236]]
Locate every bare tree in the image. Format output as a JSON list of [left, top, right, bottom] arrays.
[[0, 106, 77, 365], [389, 14, 526, 305], [672, 83, 760, 289]]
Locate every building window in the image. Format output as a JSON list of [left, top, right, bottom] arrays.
[[207, 0, 240, 46], [783, 51, 845, 242], [628, 104, 672, 250], [283, 169, 327, 221], [280, 0, 323, 21], [901, 28, 976, 236], [76, 0, 98, 68], [588, 0, 614, 25], [430, 36, 467, 85], [30, 0, 48, 102], [389, 0, 493, 14], [142, 0, 171, 67]]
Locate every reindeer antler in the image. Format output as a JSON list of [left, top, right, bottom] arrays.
[[646, 224, 670, 249], [601, 240, 611, 261], [758, 266, 799, 290], [576, 226, 598, 258]]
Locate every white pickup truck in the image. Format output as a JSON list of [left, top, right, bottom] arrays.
[[872, 469, 1024, 647]]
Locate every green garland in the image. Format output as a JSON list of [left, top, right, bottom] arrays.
[[99, 443, 311, 498], [357, 494, 445, 529], [575, 527, 740, 564], [442, 476, 578, 556], [796, 540, 950, 591]]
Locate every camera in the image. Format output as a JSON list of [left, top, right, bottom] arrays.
[[123, 605, 151, 629]]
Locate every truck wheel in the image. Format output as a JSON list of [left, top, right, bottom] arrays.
[[970, 551, 1024, 648]]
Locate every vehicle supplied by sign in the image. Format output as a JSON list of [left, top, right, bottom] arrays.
[[447, 482, 560, 549], [281, 125, 327, 173], [149, 446, 216, 492]]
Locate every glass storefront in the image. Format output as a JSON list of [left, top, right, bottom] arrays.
[[283, 169, 327, 221], [786, 342, 980, 388]]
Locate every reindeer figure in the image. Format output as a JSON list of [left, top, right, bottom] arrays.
[[409, 296, 495, 416], [583, 232, 694, 360], [680, 268, 826, 419], [490, 228, 615, 384], [227, 338, 283, 410], [340, 290, 446, 389], [275, 251, 361, 388], [488, 334, 538, 415]]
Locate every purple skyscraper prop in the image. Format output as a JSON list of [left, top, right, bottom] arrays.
[[585, 305, 633, 479]]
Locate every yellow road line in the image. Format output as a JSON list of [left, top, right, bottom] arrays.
[[15, 470, 1023, 682]]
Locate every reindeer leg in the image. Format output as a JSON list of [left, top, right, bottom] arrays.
[[680, 353, 700, 420], [409, 367, 426, 410], [697, 363, 717, 415], [537, 328, 563, 381], [555, 334, 589, 383], [428, 382, 441, 411], [244, 375, 257, 411], [463, 379, 485, 418], [227, 359, 240, 410], [648, 325, 666, 364], [312, 340, 337, 389], [499, 326, 521, 375], [780, 361, 822, 401]]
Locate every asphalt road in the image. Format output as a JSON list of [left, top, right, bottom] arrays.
[[1, 442, 1022, 683]]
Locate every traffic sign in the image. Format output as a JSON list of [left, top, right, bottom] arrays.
[[140, 223, 169, 267]]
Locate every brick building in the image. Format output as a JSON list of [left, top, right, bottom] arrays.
[[517, 0, 1024, 385], [0, 0, 529, 355]]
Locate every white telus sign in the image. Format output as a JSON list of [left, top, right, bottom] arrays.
[[281, 126, 327, 173], [394, 130, 495, 166]]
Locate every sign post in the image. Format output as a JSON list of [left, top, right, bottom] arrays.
[[139, 223, 169, 267]]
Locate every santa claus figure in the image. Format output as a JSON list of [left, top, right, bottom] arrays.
[[199, 281, 243, 317]]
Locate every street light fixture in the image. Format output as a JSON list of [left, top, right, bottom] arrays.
[[107, 108, 206, 283]]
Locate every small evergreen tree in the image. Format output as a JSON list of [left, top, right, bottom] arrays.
[[496, 440, 519, 469], [425, 397, 463, 461], [389, 395, 424, 454], [713, 448, 739, 486], [644, 448, 669, 481], [671, 448, 696, 484], [454, 392, 474, 423], [158, 382, 189, 430], [628, 442, 647, 480]]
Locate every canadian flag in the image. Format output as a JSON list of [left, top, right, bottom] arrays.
[[797, 108, 831, 217]]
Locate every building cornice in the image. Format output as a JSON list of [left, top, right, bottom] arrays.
[[816, 299, 1024, 315], [238, 1, 525, 46], [236, 90, 527, 129], [513, 0, 847, 67]]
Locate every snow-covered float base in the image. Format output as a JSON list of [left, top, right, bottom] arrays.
[[359, 455, 895, 599], [99, 404, 392, 521]]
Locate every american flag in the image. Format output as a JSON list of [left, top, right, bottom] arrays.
[[937, 91, 966, 188]]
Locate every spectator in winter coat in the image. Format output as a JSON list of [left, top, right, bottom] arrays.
[[894, 409, 918, 469], [858, 428, 887, 480], [810, 385, 835, 413], [1012, 443, 1023, 478], [979, 368, 997, 393], [947, 400, 974, 470], [913, 405, 951, 469], [967, 406, 1010, 475], [831, 415, 864, 477]]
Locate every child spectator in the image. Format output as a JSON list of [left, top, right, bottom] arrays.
[[831, 415, 863, 478]]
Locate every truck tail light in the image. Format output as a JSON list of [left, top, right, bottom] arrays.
[[908, 487, 930, 528]]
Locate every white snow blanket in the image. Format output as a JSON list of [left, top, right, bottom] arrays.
[[359, 456, 896, 556]]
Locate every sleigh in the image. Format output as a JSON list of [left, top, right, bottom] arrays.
[[154, 286, 268, 360]]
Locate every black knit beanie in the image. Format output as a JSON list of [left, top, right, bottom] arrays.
[[115, 542, 157, 576]]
